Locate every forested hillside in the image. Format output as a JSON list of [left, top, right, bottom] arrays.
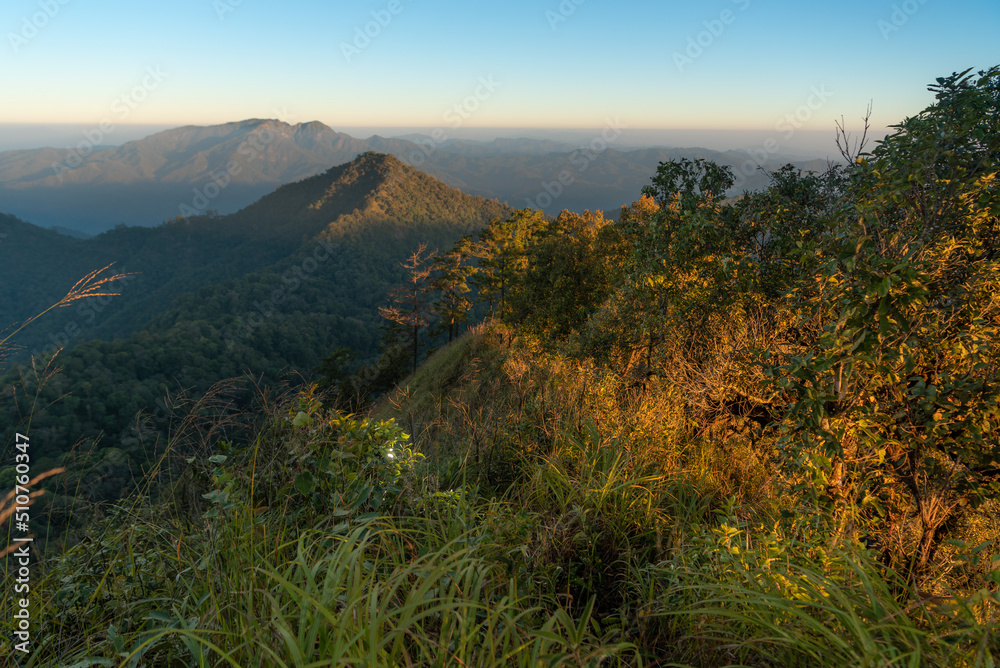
[[0, 152, 510, 535], [1, 68, 998, 667], [1, 151, 506, 353]]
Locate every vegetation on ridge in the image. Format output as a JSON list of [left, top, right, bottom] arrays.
[[1, 68, 998, 666], [0, 152, 510, 543]]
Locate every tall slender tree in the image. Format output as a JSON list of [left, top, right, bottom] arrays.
[[379, 244, 436, 374], [431, 235, 475, 342], [472, 209, 548, 316]]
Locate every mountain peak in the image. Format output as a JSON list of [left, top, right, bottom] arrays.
[[229, 150, 510, 241]]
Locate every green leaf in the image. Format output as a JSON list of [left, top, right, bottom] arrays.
[[294, 471, 315, 495], [292, 411, 313, 428], [202, 489, 229, 504]]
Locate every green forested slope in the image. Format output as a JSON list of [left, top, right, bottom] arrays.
[[0, 152, 511, 512]]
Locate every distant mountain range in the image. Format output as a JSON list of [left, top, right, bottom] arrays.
[[0, 120, 830, 234]]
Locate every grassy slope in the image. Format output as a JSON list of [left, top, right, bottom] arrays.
[[381, 324, 1000, 666], [2, 325, 997, 667]]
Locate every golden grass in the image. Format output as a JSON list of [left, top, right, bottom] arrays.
[[0, 467, 65, 558], [0, 263, 134, 353]]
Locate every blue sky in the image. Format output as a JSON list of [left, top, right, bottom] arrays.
[[2, 0, 998, 148]]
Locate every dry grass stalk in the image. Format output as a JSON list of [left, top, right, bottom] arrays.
[[0, 263, 135, 353], [0, 467, 65, 558]]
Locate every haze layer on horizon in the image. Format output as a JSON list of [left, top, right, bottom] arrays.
[[0, 123, 844, 158], [3, 0, 997, 143]]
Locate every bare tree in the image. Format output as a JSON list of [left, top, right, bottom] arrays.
[[835, 101, 873, 165]]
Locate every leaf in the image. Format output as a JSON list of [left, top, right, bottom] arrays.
[[208, 454, 227, 464], [294, 471, 315, 495], [202, 489, 229, 504], [292, 411, 313, 428], [146, 610, 175, 624]]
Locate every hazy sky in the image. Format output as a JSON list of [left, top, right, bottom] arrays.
[[2, 0, 998, 148]]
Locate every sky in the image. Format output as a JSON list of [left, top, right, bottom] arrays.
[[1, 0, 998, 154]]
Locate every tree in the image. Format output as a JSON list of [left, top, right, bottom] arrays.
[[641, 157, 735, 210], [471, 210, 549, 316], [619, 158, 744, 385], [505, 210, 620, 341], [430, 235, 474, 343], [379, 244, 436, 374], [313, 346, 354, 408], [768, 67, 1000, 575]]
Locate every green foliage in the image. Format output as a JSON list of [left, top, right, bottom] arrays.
[[0, 153, 510, 533], [378, 243, 436, 375], [471, 208, 549, 315], [769, 67, 1000, 573], [641, 156, 735, 209], [496, 67, 1000, 581], [430, 235, 475, 342], [505, 210, 625, 342], [196, 384, 423, 533], [9, 382, 641, 667], [640, 513, 1000, 666], [279, 386, 422, 526]]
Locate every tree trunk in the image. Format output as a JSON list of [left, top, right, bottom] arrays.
[[412, 324, 419, 374]]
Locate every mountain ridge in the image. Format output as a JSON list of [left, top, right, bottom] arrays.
[[1, 152, 511, 356], [0, 120, 828, 234]]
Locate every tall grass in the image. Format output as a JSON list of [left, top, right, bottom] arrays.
[[10, 379, 640, 667], [0, 468, 65, 558], [20, 493, 638, 666], [0, 263, 131, 357], [379, 324, 999, 667], [637, 546, 998, 667], [1, 264, 135, 552], [4, 322, 997, 667]]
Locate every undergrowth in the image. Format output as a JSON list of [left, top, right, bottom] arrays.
[[3, 323, 993, 666]]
